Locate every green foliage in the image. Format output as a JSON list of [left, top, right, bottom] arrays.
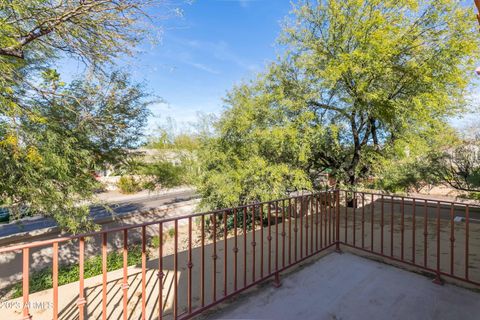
[[198, 148, 311, 211], [141, 161, 186, 189], [197, 93, 312, 210], [117, 176, 142, 194], [145, 116, 209, 153], [11, 246, 143, 298], [0, 0, 163, 231], [0, 1, 158, 60], [112, 154, 146, 176], [221, 210, 258, 232], [429, 139, 480, 192], [150, 228, 175, 248], [459, 192, 480, 201], [372, 125, 480, 194], [374, 160, 439, 193], [278, 0, 477, 185], [147, 131, 201, 153], [372, 124, 458, 192], [142, 117, 209, 188], [197, 0, 479, 210], [0, 72, 151, 232], [150, 235, 162, 248]]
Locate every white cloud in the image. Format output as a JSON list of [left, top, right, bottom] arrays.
[[214, 0, 261, 8], [187, 62, 220, 74], [164, 49, 221, 74], [239, 0, 250, 8], [172, 37, 260, 72]]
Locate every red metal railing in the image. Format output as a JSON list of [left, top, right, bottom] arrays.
[[339, 190, 480, 287], [0, 191, 339, 320], [0, 190, 478, 320]]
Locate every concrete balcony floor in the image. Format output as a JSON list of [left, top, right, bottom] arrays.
[[203, 252, 480, 320]]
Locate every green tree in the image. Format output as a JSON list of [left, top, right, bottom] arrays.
[[372, 124, 459, 193], [431, 140, 480, 192], [197, 0, 479, 210], [374, 126, 480, 194], [0, 1, 159, 59], [142, 115, 218, 189], [196, 81, 313, 210], [276, 0, 478, 186], [0, 0, 170, 231], [0, 71, 150, 232], [141, 161, 186, 189], [1, 1, 165, 112]]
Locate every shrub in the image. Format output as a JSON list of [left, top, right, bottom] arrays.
[[459, 192, 480, 201], [117, 176, 142, 194], [150, 230, 173, 248], [141, 161, 185, 188], [150, 234, 168, 248], [142, 180, 156, 191], [150, 235, 161, 248]]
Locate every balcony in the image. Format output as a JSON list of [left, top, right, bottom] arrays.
[[204, 251, 480, 320], [0, 190, 478, 319]]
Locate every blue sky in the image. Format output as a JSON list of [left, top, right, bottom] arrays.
[[129, 0, 478, 134], [60, 0, 478, 134], [126, 0, 293, 133]]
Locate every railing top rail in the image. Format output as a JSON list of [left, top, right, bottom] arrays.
[[2, 189, 477, 254], [338, 189, 480, 209], [0, 190, 334, 254]]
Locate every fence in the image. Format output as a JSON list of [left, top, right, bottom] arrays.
[[339, 191, 480, 287], [0, 190, 478, 320]]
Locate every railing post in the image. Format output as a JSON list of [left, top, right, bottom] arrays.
[[102, 232, 108, 320], [122, 231, 129, 320], [141, 226, 147, 320], [433, 202, 444, 285], [22, 248, 32, 320], [77, 237, 86, 320], [335, 190, 342, 253], [52, 242, 59, 320], [465, 205, 470, 281], [158, 223, 164, 320], [273, 271, 281, 288], [273, 201, 281, 289]]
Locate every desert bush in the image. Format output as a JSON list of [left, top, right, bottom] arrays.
[[141, 161, 185, 188], [117, 176, 142, 194]]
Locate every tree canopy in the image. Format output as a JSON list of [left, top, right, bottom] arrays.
[[197, 0, 479, 210], [0, 0, 167, 231]]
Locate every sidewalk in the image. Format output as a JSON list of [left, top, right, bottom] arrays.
[[93, 186, 195, 203]]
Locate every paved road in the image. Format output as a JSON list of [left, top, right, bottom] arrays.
[[0, 189, 198, 240]]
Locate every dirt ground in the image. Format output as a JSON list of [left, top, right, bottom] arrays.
[[339, 195, 480, 286]]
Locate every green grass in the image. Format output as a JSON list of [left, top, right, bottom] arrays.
[[150, 235, 162, 248], [11, 246, 143, 298], [150, 228, 175, 249]]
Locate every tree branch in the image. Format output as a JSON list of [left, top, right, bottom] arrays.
[[308, 100, 349, 117]]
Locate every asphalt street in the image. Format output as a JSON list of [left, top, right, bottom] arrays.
[[0, 189, 198, 240]]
